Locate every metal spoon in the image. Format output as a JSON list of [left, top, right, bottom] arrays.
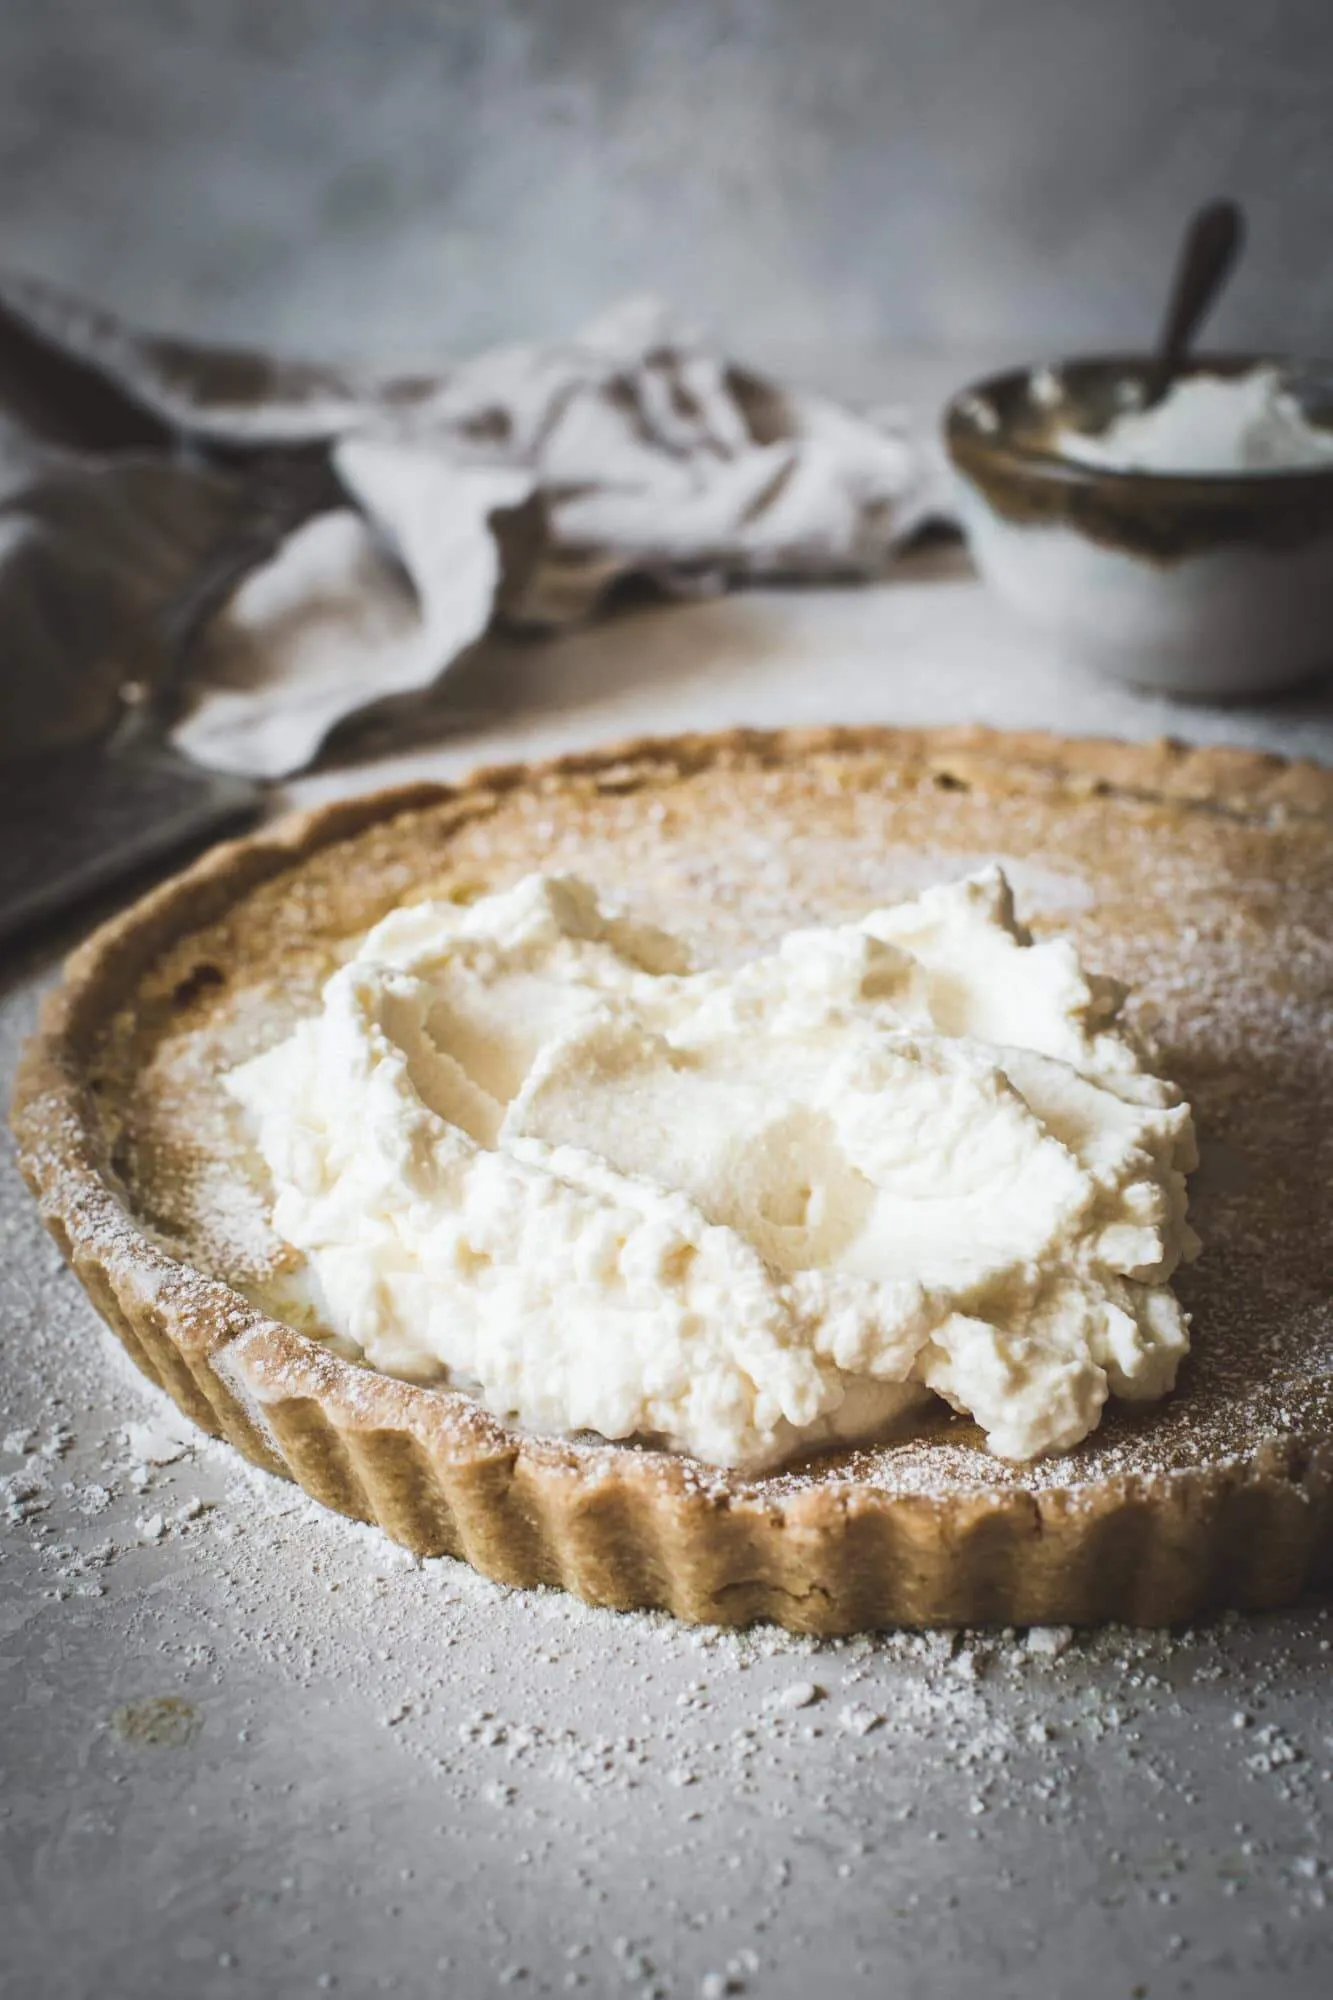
[[1143, 198, 1246, 408]]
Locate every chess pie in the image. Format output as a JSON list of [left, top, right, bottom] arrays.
[[13, 726, 1333, 1629]]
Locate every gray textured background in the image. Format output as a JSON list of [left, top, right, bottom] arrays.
[[3, 0, 1332, 366]]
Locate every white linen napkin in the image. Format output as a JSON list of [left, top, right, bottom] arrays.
[[0, 282, 948, 778]]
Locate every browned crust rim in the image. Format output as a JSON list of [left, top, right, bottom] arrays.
[[12, 723, 1333, 1631]]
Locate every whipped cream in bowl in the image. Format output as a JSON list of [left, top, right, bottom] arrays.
[[946, 354, 1333, 696], [1052, 364, 1333, 477], [226, 868, 1199, 1476]]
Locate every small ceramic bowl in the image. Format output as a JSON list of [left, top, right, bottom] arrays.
[[944, 354, 1333, 698]]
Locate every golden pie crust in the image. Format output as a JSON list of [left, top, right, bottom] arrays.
[[12, 725, 1333, 1630]]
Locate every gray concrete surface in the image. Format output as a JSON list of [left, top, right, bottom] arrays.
[[4, 530, 1333, 1999], [3, 1, 1332, 364]]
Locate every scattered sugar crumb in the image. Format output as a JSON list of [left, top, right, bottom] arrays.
[[1025, 1627, 1075, 1658], [770, 1681, 824, 1711], [838, 1703, 884, 1737]]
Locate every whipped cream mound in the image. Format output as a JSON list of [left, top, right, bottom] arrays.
[[226, 870, 1199, 1472], [1055, 365, 1333, 477]]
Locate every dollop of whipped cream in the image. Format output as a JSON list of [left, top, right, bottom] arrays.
[[226, 870, 1199, 1471], [1056, 365, 1333, 476]]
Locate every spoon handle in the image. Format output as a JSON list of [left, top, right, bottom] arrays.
[[1147, 198, 1246, 405]]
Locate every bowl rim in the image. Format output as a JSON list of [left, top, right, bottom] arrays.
[[944, 350, 1333, 497]]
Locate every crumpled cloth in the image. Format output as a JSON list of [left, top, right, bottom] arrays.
[[0, 278, 948, 778]]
